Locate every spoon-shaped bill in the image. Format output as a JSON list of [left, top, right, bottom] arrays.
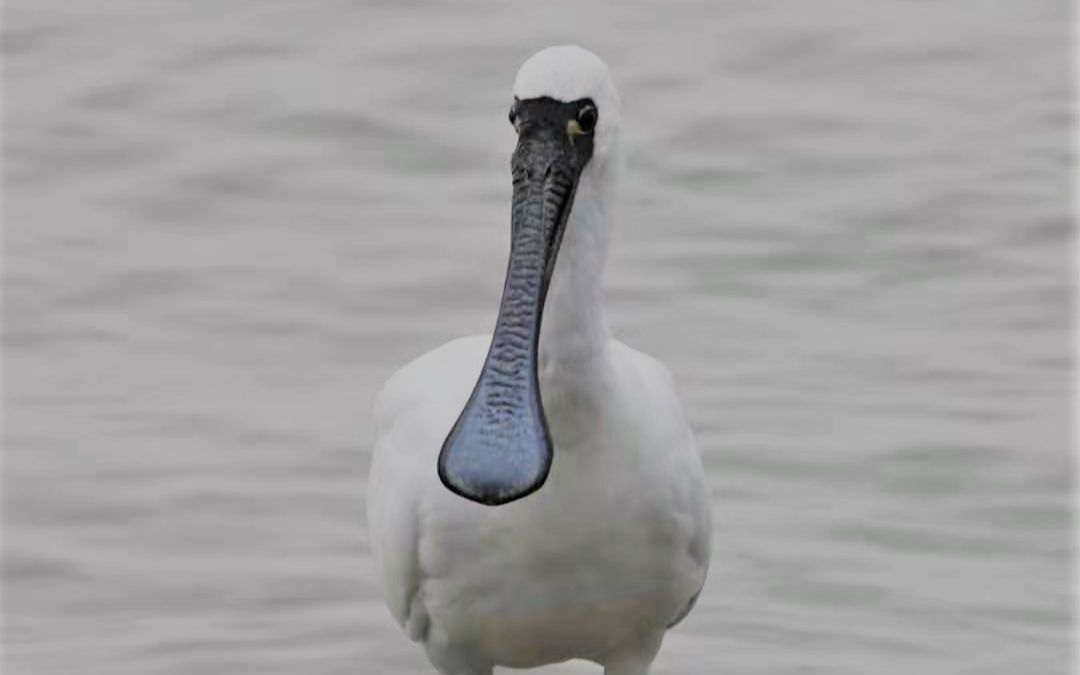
[[438, 125, 584, 506]]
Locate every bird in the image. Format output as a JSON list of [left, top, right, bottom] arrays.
[[367, 45, 712, 675]]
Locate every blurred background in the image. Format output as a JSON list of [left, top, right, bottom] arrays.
[[3, 1, 1072, 673]]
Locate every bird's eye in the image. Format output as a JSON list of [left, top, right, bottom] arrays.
[[577, 105, 598, 133], [508, 103, 520, 127]]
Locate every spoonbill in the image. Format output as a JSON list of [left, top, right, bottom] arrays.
[[368, 45, 712, 675]]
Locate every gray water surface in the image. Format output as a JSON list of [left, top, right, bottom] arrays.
[[3, 1, 1073, 673]]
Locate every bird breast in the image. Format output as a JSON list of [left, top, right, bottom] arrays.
[[413, 388, 703, 667]]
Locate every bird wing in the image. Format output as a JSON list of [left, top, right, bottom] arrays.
[[366, 336, 491, 639], [367, 429, 424, 635], [610, 341, 713, 629], [668, 430, 712, 628]]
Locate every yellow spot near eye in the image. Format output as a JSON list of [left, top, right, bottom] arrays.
[[567, 119, 584, 136]]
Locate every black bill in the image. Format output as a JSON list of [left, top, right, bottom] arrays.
[[438, 97, 598, 506]]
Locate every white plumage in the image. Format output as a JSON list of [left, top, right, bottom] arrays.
[[368, 46, 711, 675]]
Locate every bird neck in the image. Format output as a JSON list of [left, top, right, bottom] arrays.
[[538, 161, 614, 379]]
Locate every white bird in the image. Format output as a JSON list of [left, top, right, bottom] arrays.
[[368, 45, 711, 675]]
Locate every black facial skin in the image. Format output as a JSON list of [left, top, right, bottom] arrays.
[[437, 97, 598, 506]]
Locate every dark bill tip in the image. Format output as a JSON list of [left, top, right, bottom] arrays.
[[437, 385, 553, 505]]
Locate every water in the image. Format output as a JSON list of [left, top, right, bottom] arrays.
[[3, 1, 1072, 673]]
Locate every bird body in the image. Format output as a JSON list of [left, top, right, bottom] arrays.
[[368, 46, 711, 675]]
